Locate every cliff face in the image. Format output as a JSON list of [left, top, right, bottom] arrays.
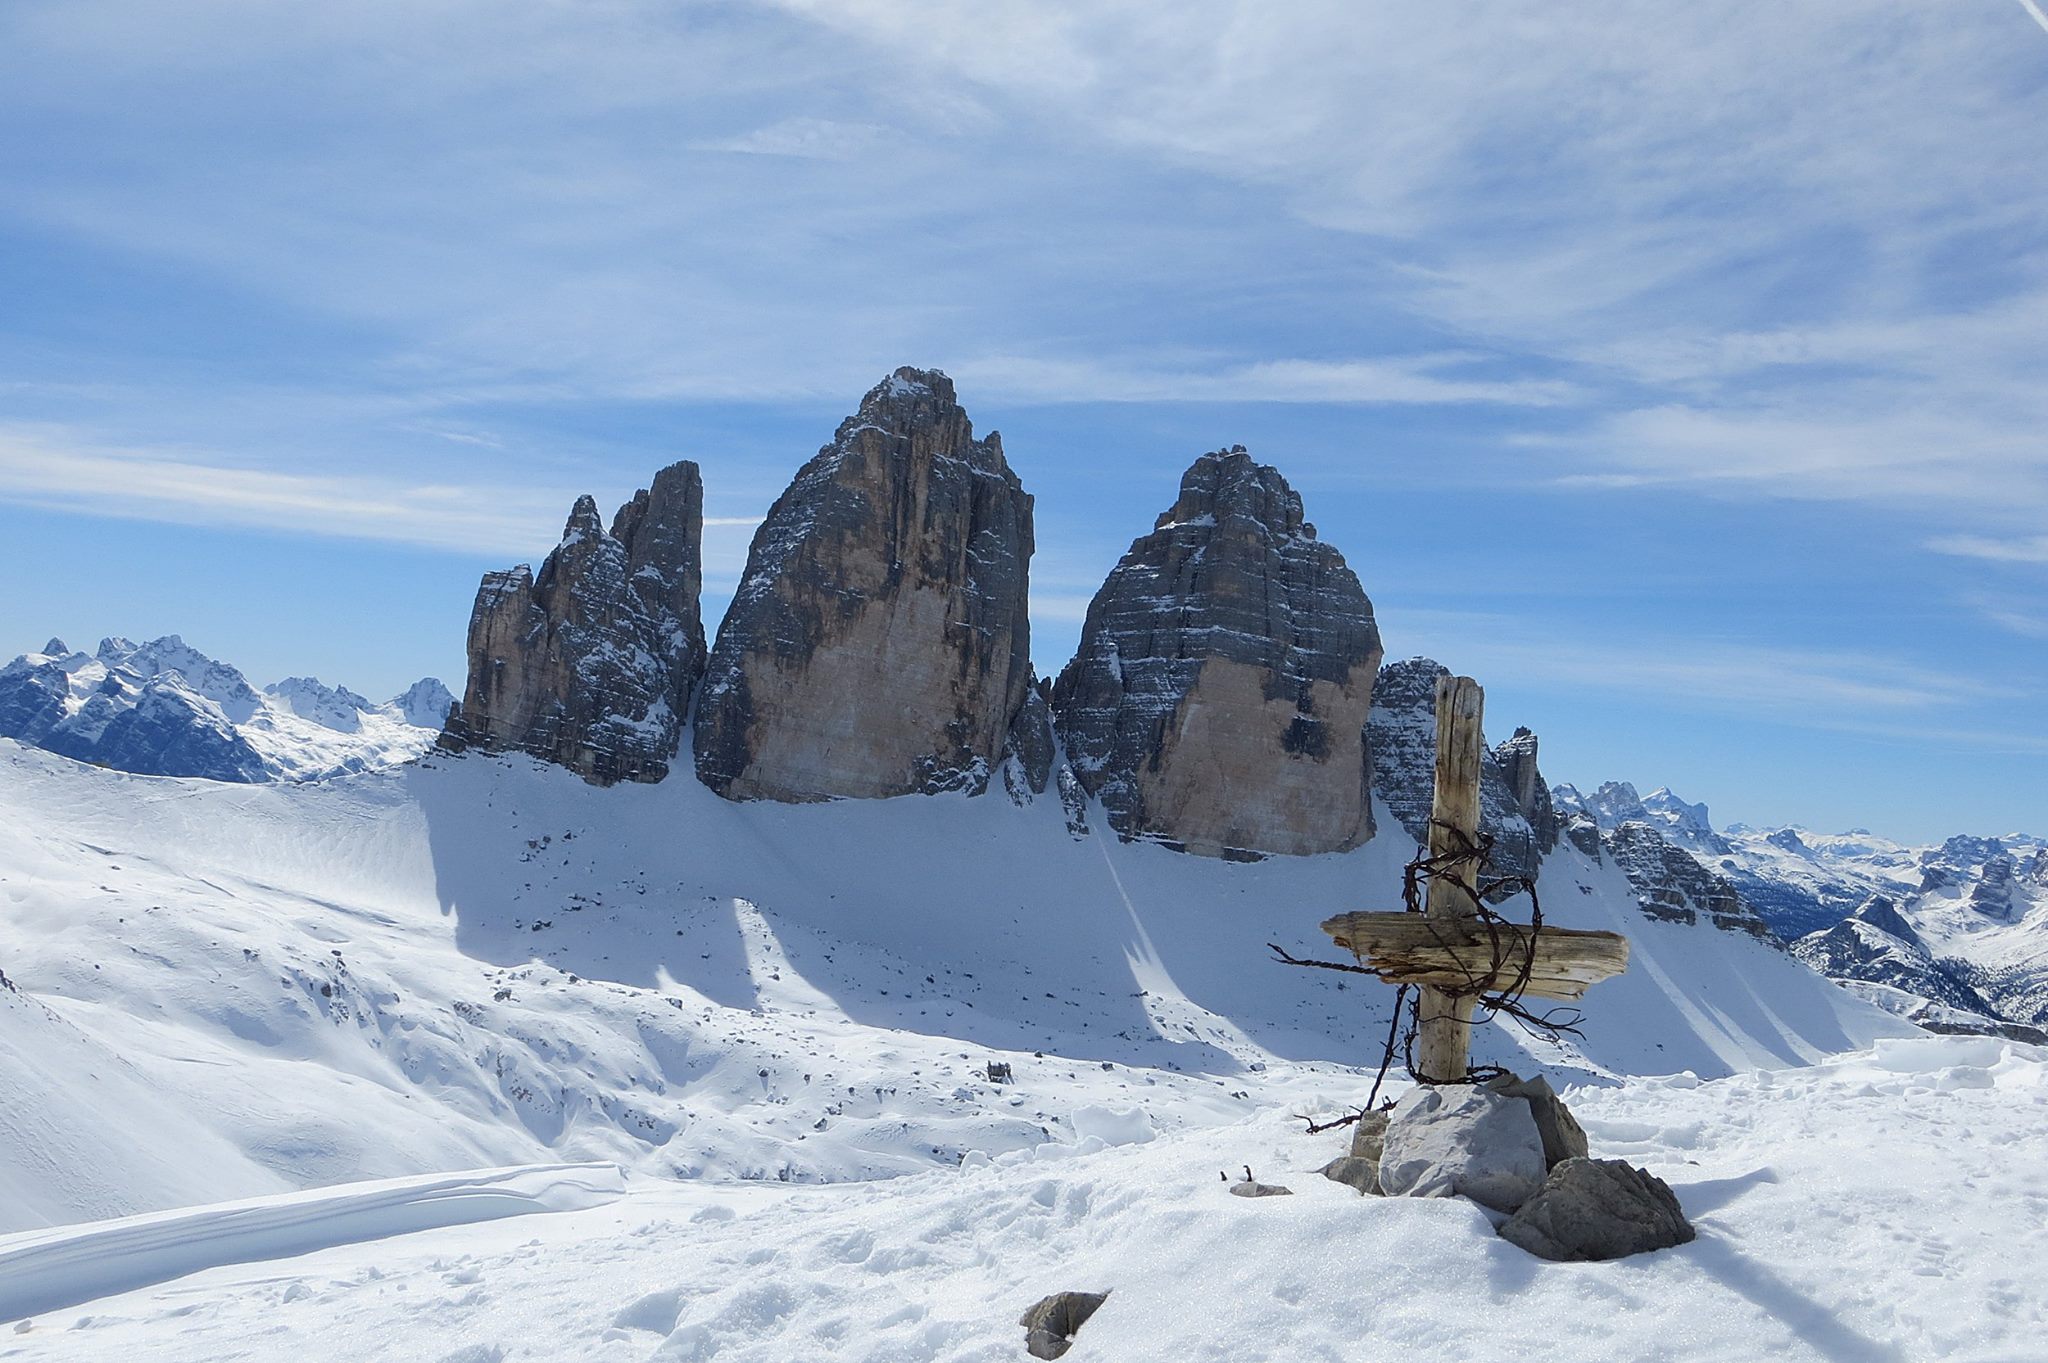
[[692, 369, 1035, 802], [1051, 447, 1383, 859], [1365, 657, 1552, 883], [442, 461, 706, 784]]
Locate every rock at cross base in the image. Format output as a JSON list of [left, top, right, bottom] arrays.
[[1351, 1107, 1390, 1161], [1019, 1290, 1109, 1359], [1322, 1108, 1390, 1193], [1497, 1158, 1697, 1262], [1377, 1085, 1547, 1214], [1486, 1072, 1589, 1171], [1320, 1156, 1380, 1195]]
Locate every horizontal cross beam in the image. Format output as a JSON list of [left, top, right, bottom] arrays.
[[1320, 910, 1630, 1002]]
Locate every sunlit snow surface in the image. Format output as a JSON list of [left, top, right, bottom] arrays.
[[5, 1039, 2044, 1361], [3, 737, 2010, 1357]]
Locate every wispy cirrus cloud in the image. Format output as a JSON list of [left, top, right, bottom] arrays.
[[0, 424, 759, 555]]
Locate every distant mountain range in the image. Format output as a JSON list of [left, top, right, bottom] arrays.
[[1556, 779, 2047, 1039], [0, 635, 450, 783]]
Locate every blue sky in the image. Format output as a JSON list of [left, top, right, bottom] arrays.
[[2, 1, 2045, 841]]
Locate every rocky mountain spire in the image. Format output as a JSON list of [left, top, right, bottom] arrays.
[[440, 460, 706, 784], [693, 368, 1034, 802], [1051, 446, 1383, 858]]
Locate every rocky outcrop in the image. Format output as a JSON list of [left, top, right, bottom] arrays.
[[693, 369, 1033, 802], [1367, 658, 1545, 882], [1001, 682, 1057, 804], [1019, 1291, 1109, 1360], [1051, 447, 1382, 859], [1791, 896, 2002, 1018], [1377, 1084, 1547, 1214], [1604, 821, 1775, 940], [441, 462, 706, 784], [1969, 855, 2020, 922], [1498, 1158, 1696, 1262]]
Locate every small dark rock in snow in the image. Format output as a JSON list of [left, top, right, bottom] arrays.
[[1228, 1180, 1293, 1198], [1498, 1157, 1697, 1262], [1019, 1289, 1109, 1359]]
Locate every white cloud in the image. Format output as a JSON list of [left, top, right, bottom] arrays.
[[955, 354, 1578, 407], [1929, 535, 2048, 566], [0, 424, 759, 555]]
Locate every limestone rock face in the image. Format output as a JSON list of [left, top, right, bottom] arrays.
[[442, 462, 706, 784], [1604, 821, 1776, 940], [1367, 657, 1547, 881], [693, 369, 1034, 802], [1377, 1084, 1548, 1214], [1001, 683, 1057, 804], [1051, 447, 1383, 858]]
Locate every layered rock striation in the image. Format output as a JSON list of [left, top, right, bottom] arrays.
[[693, 369, 1034, 802], [1051, 447, 1382, 858], [442, 461, 707, 784], [1366, 657, 1553, 882]]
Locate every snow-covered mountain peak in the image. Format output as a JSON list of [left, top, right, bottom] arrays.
[[264, 676, 375, 732], [0, 634, 450, 784], [393, 677, 456, 729]]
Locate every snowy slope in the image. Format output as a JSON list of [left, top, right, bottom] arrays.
[[0, 636, 450, 783], [0, 739, 1910, 1236], [3, 1035, 2042, 1361]]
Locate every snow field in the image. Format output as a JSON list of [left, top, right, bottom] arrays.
[[4, 1037, 2042, 1361], [0, 738, 1913, 1235]]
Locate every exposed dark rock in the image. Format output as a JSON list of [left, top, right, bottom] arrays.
[[694, 369, 1034, 802], [1604, 821, 1776, 941], [1561, 812, 1605, 862], [1969, 855, 2020, 922], [1019, 1290, 1109, 1360], [1367, 658, 1544, 883], [1050, 447, 1382, 859], [1791, 897, 2002, 1018], [1001, 682, 1057, 804], [1493, 728, 1560, 856], [1497, 1158, 1696, 1261], [441, 461, 706, 785]]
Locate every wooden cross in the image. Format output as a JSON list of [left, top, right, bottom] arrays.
[[1322, 675, 1629, 1083]]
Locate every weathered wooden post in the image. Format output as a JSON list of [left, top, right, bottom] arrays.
[[1415, 674, 1485, 1083], [1319, 674, 1630, 1084]]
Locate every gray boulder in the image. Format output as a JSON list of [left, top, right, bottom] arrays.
[[1051, 446, 1383, 859], [1350, 1107, 1389, 1162], [1497, 1157, 1696, 1261], [1319, 1156, 1380, 1196], [1019, 1290, 1108, 1360], [693, 368, 1034, 802], [1377, 1085, 1547, 1214], [441, 461, 706, 784], [1485, 1072, 1588, 1171]]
